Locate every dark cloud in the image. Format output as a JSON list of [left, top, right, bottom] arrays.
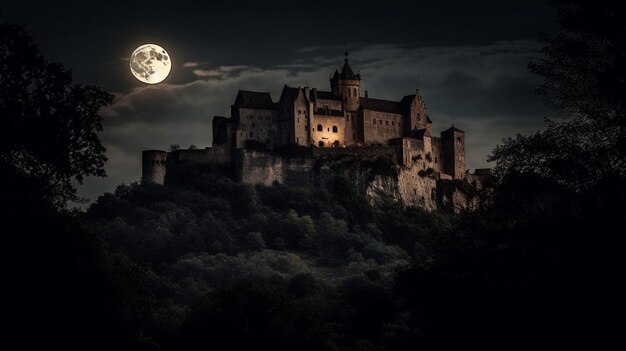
[[78, 40, 549, 203]]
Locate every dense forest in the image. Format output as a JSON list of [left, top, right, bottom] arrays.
[[2, 1, 625, 349]]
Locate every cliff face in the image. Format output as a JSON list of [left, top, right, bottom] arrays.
[[237, 149, 482, 213]]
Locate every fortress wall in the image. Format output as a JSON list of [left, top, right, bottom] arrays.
[[142, 150, 168, 185], [237, 149, 316, 186], [312, 146, 397, 161], [238, 108, 280, 145], [389, 137, 423, 166], [431, 137, 445, 173], [172, 145, 231, 165], [362, 110, 404, 145]]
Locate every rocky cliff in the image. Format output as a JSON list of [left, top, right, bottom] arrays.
[[236, 149, 484, 213]]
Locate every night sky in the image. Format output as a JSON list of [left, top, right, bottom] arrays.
[[3, 0, 557, 203]]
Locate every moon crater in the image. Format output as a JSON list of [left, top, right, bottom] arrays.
[[130, 44, 171, 84]]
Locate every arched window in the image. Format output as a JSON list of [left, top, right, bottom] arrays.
[[317, 124, 322, 131], [318, 141, 324, 147], [332, 126, 338, 133]]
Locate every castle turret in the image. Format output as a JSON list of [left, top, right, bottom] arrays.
[[441, 126, 465, 179], [330, 51, 361, 111], [142, 150, 168, 185]]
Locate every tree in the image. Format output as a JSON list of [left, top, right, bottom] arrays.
[[489, 0, 626, 189], [0, 20, 113, 208]]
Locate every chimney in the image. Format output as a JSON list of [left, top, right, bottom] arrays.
[[311, 88, 317, 100], [365, 90, 369, 99]]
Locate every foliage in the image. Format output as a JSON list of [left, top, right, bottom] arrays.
[[0, 20, 113, 208], [489, 0, 626, 189], [7, 2, 626, 349]]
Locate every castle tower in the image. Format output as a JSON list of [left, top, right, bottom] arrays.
[[441, 126, 466, 179], [142, 150, 168, 185], [330, 51, 361, 112]]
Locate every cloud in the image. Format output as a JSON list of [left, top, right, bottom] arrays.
[[183, 62, 199, 67], [79, 40, 548, 204], [191, 65, 250, 78]]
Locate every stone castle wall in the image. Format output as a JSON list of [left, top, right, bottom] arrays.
[[169, 145, 231, 165]]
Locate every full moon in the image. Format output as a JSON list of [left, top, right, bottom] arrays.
[[129, 44, 171, 84]]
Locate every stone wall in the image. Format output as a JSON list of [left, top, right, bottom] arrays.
[[142, 150, 168, 185], [362, 109, 404, 145], [310, 115, 346, 147], [312, 146, 397, 161], [170, 145, 231, 165], [236, 149, 315, 186], [236, 107, 279, 147]]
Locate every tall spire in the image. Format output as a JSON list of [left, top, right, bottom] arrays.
[[339, 50, 360, 81]]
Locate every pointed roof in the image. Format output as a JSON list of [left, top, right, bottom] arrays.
[[279, 85, 300, 102], [316, 90, 342, 101], [360, 97, 402, 114], [337, 51, 361, 80], [234, 90, 274, 109], [442, 125, 465, 134]]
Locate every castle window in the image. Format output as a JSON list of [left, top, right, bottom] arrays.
[[379, 119, 383, 124], [373, 119, 376, 124], [327, 128, 330, 132], [386, 120, 389, 126], [305, 125, 308, 131], [317, 124, 322, 131], [297, 118, 299, 123], [319, 141, 324, 147], [391, 121, 394, 126], [435, 157, 438, 163], [332, 126, 338, 133]]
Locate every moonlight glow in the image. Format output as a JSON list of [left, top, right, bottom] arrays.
[[129, 44, 171, 84]]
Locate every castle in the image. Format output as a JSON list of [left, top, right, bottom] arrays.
[[142, 53, 486, 210]]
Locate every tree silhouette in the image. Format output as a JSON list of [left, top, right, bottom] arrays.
[[489, 0, 626, 189], [0, 20, 113, 208]]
